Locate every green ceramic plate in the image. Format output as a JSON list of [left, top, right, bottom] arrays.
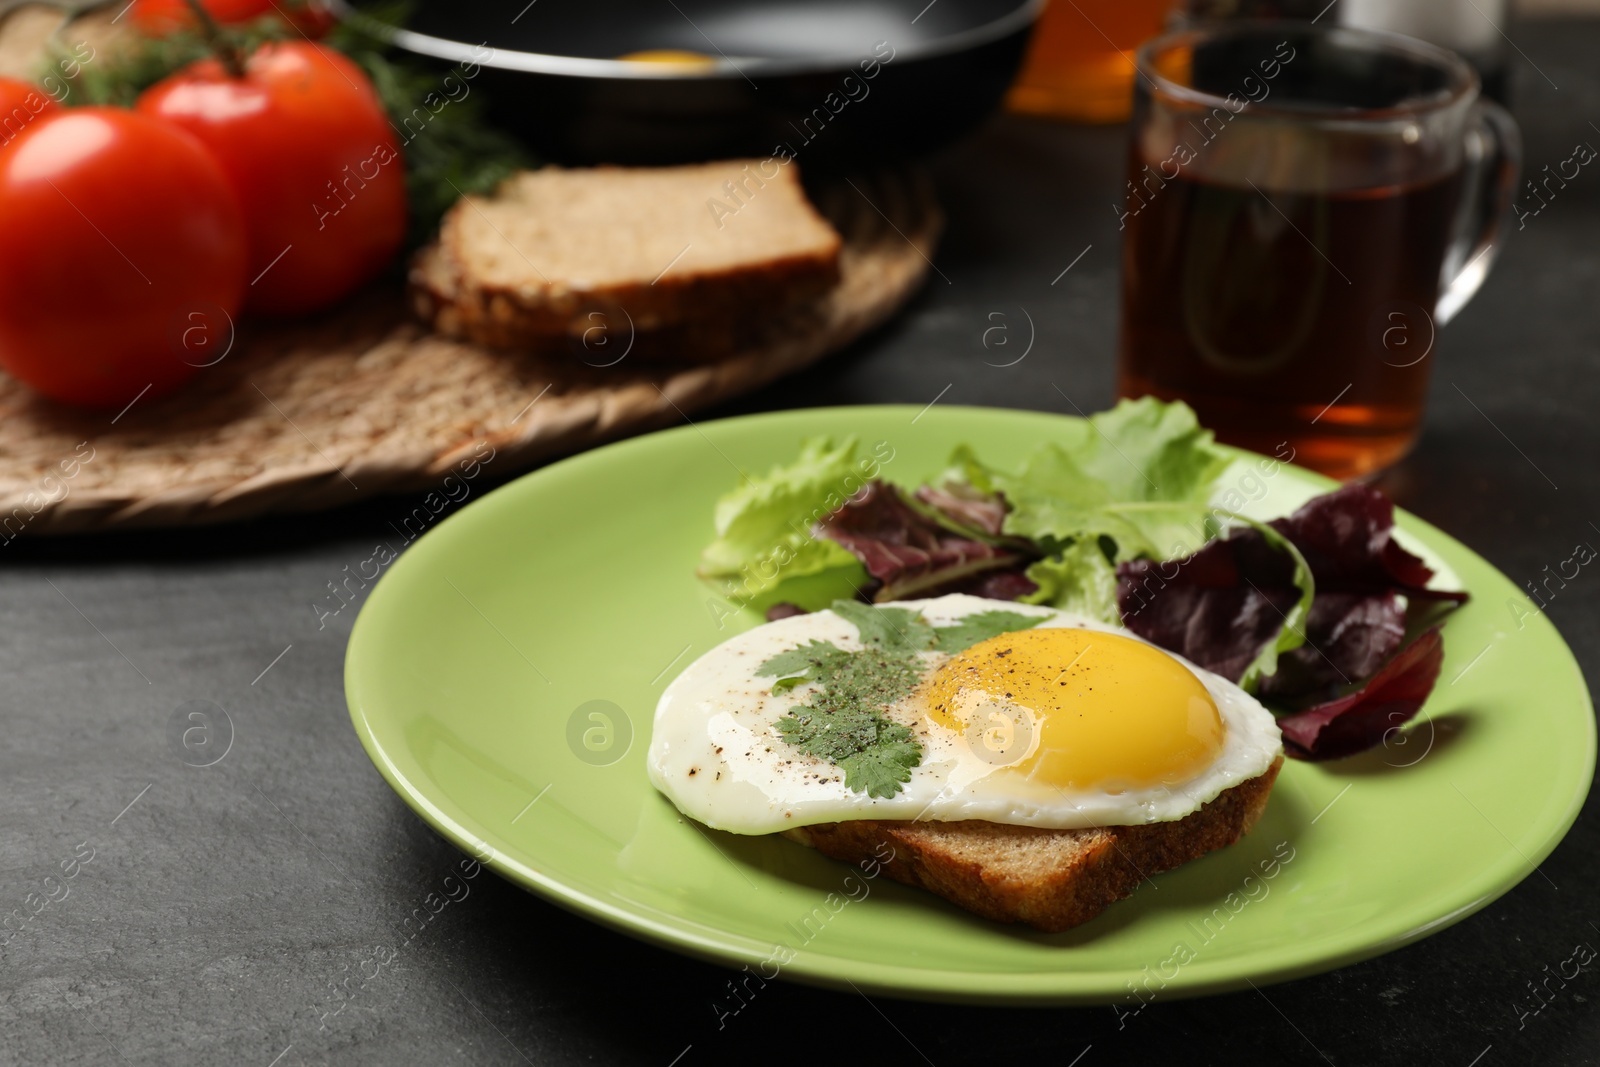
[[345, 406, 1595, 1005]]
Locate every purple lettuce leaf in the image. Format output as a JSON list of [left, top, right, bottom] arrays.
[[1117, 484, 1466, 705], [913, 482, 1008, 538], [1117, 524, 1303, 683], [1278, 628, 1445, 760], [814, 481, 1027, 602]]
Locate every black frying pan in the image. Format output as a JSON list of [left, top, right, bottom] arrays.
[[333, 0, 1043, 166]]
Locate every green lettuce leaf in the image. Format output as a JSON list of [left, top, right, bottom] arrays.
[[989, 444, 1153, 559], [975, 397, 1231, 565], [932, 399, 1230, 615], [1021, 539, 1120, 622], [695, 400, 1230, 622], [696, 437, 874, 612], [1084, 397, 1233, 508]]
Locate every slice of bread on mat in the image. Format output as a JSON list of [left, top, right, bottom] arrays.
[[783, 756, 1283, 932], [410, 160, 842, 359]]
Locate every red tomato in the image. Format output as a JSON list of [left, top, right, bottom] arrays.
[[130, 0, 334, 37], [0, 76, 58, 151], [138, 42, 406, 316], [0, 109, 248, 408]]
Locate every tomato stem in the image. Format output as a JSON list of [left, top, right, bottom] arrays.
[[179, 0, 247, 79]]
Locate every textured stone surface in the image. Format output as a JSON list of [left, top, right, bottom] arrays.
[[2, 21, 1598, 1065]]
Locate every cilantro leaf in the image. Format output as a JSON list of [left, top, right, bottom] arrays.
[[931, 610, 1049, 653], [755, 639, 852, 693], [757, 598, 939, 797], [776, 709, 921, 798], [774, 705, 877, 762], [828, 600, 934, 653], [838, 735, 923, 798], [759, 599, 1054, 796]]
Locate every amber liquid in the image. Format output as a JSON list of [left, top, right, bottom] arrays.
[[1006, 0, 1176, 123], [1117, 164, 1465, 478]]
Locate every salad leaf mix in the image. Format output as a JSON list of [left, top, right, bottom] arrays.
[[703, 398, 1468, 762]]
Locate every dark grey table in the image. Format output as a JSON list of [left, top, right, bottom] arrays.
[[4, 18, 1598, 1066]]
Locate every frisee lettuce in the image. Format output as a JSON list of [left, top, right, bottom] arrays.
[[942, 399, 1225, 553], [696, 400, 1233, 623], [698, 437, 891, 613], [1020, 539, 1120, 621], [913, 398, 1232, 621]]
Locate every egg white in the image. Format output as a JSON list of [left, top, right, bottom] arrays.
[[648, 594, 1282, 835]]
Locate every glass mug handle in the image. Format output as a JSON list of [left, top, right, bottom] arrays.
[[1435, 100, 1522, 326]]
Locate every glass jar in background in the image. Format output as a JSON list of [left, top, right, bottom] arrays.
[[1006, 0, 1179, 123], [1116, 24, 1521, 479], [1179, 0, 1512, 103]]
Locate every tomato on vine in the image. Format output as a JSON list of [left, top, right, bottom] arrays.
[[0, 76, 58, 149], [139, 41, 407, 316], [129, 0, 335, 38], [0, 109, 248, 407]]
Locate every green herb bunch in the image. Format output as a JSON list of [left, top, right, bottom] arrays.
[[329, 3, 528, 246]]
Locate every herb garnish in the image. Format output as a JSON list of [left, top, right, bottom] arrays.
[[755, 601, 1046, 798]]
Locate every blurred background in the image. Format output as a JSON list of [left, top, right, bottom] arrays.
[[3, 1, 1599, 1064]]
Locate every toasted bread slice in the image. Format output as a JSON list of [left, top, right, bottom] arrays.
[[416, 160, 842, 349], [409, 241, 472, 338], [409, 239, 776, 361], [783, 756, 1283, 933]]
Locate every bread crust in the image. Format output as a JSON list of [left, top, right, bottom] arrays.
[[411, 161, 843, 359], [409, 243, 785, 361], [783, 756, 1283, 933]]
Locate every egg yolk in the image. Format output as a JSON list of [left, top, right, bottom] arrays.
[[926, 627, 1225, 791], [615, 50, 719, 70]]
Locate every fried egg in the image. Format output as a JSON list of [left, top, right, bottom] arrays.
[[648, 594, 1281, 835]]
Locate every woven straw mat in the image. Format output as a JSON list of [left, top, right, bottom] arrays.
[[0, 165, 942, 532]]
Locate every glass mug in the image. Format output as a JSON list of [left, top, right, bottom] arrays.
[[1116, 24, 1520, 478]]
